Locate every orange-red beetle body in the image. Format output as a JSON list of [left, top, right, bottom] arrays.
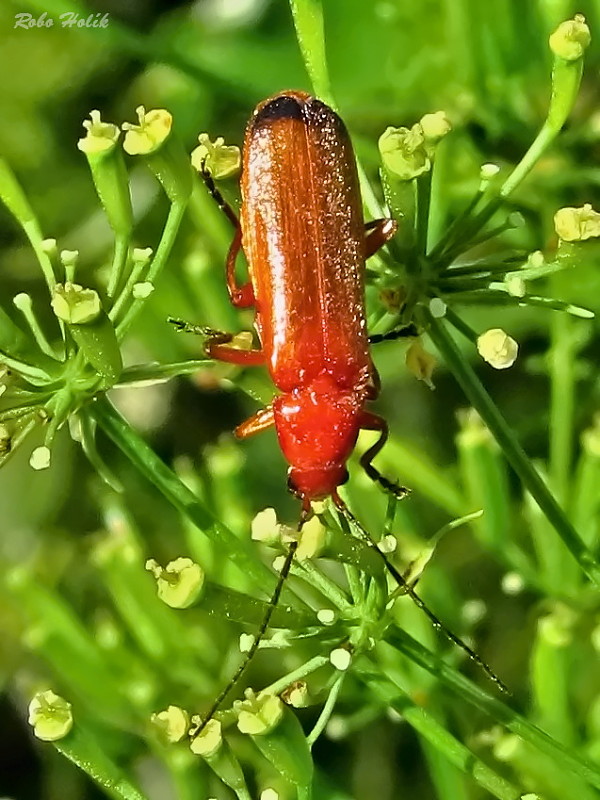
[[206, 90, 398, 506]]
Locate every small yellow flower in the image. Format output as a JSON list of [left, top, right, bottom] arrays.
[[379, 124, 430, 180], [236, 691, 283, 735], [51, 283, 102, 325], [191, 134, 241, 179], [145, 557, 204, 609], [190, 718, 223, 757], [28, 690, 73, 742], [78, 110, 120, 155], [554, 204, 600, 241], [151, 705, 189, 743], [123, 107, 173, 156]]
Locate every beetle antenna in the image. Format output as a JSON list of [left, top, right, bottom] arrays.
[[333, 495, 509, 695], [199, 158, 239, 230], [189, 506, 310, 738]]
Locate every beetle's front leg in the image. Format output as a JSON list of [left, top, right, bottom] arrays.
[[168, 317, 265, 366]]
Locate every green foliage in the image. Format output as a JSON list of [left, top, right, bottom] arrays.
[[1, 1, 600, 799]]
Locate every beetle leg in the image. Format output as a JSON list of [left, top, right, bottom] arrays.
[[234, 405, 274, 439], [226, 227, 254, 308], [368, 323, 418, 345], [364, 218, 398, 259], [208, 341, 265, 366], [358, 411, 409, 499], [169, 317, 264, 365], [200, 162, 254, 308], [200, 162, 239, 230]]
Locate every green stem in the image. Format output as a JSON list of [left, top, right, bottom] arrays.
[[116, 360, 212, 386], [288, 0, 383, 222], [0, 158, 56, 291], [548, 294, 576, 505], [289, 0, 334, 106], [416, 169, 433, 256], [89, 396, 299, 596], [263, 655, 329, 697], [54, 726, 148, 800], [292, 560, 353, 615], [0, 350, 52, 383], [306, 672, 346, 748], [383, 626, 600, 791], [107, 235, 130, 299], [116, 201, 186, 339], [357, 663, 524, 800], [425, 308, 600, 588]]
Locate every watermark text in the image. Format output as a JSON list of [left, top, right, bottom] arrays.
[[14, 12, 110, 29]]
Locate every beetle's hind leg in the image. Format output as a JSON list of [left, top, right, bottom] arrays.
[[368, 324, 418, 345], [358, 411, 409, 500]]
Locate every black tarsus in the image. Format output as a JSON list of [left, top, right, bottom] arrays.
[[189, 507, 311, 739], [334, 497, 510, 696], [368, 323, 419, 345]]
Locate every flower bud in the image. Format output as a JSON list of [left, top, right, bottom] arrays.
[[297, 514, 327, 560], [476, 329, 518, 369], [549, 15, 591, 61], [554, 204, 600, 241], [30, 446, 51, 471], [191, 134, 241, 179], [28, 690, 73, 741], [329, 647, 352, 671], [420, 111, 452, 154], [0, 424, 11, 457], [52, 284, 122, 385], [78, 110, 120, 155]]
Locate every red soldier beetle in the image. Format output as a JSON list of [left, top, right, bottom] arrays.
[[174, 90, 507, 732]]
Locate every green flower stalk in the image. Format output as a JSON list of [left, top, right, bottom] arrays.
[[236, 692, 313, 797], [78, 111, 133, 239], [0, 115, 192, 474], [190, 719, 252, 800], [51, 283, 122, 386]]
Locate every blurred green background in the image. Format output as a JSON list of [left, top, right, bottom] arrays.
[[1, 0, 600, 798]]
